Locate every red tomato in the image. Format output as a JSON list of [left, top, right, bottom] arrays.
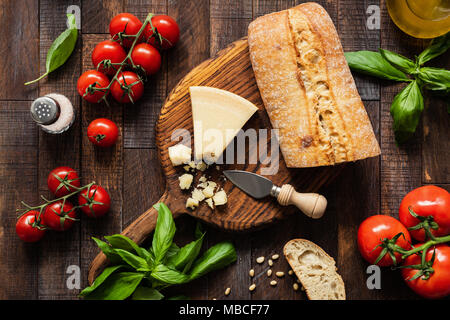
[[109, 13, 143, 48], [87, 118, 119, 148], [110, 71, 144, 103], [357, 215, 412, 266], [42, 200, 77, 231], [144, 15, 179, 49], [16, 211, 46, 242], [401, 244, 450, 299], [77, 70, 110, 103], [47, 166, 81, 197], [130, 43, 161, 75], [78, 185, 111, 218], [92, 40, 127, 75], [399, 186, 450, 241]]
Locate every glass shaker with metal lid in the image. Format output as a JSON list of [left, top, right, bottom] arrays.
[[30, 93, 75, 134]]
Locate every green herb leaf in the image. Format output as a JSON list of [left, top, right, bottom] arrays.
[[152, 203, 176, 264], [115, 249, 151, 271], [344, 51, 410, 81], [92, 237, 122, 264], [79, 265, 124, 298], [25, 14, 78, 85], [189, 242, 237, 280], [417, 67, 450, 93], [390, 80, 424, 144], [82, 272, 144, 300], [168, 232, 205, 273], [379, 48, 416, 74], [150, 264, 190, 285], [168, 295, 190, 300], [105, 234, 152, 261], [131, 286, 164, 300], [417, 32, 450, 66]]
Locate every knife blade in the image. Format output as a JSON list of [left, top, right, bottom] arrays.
[[223, 170, 327, 219]]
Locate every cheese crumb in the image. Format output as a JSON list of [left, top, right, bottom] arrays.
[[213, 190, 227, 206], [179, 174, 193, 190], [196, 161, 208, 171], [205, 198, 214, 209], [168, 144, 191, 166], [192, 188, 205, 202], [202, 185, 215, 198], [199, 176, 207, 183], [186, 197, 199, 210]]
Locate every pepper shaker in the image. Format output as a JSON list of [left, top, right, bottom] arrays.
[[30, 93, 75, 134]]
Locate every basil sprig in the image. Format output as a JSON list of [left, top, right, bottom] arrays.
[[79, 203, 237, 300], [345, 32, 450, 143], [25, 14, 78, 85]]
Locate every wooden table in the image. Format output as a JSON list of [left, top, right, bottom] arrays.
[[0, 0, 448, 300]]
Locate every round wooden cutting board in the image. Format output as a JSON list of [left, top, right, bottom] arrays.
[[88, 37, 343, 284]]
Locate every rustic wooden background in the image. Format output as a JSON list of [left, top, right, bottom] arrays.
[[0, 0, 448, 300]]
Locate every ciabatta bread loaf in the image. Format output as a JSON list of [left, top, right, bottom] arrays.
[[284, 239, 346, 300], [248, 3, 380, 168]]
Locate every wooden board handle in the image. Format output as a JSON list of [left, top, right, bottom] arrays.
[[87, 192, 182, 285], [277, 184, 327, 219]]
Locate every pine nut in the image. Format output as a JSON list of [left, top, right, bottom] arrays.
[[276, 271, 285, 278], [256, 256, 265, 264], [268, 259, 273, 266], [272, 254, 279, 260], [288, 270, 294, 275], [270, 280, 277, 286], [267, 269, 272, 277], [293, 283, 299, 291], [249, 284, 256, 292], [249, 269, 255, 277], [225, 288, 231, 296]]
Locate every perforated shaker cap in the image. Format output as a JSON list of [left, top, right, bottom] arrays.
[[30, 96, 60, 125]]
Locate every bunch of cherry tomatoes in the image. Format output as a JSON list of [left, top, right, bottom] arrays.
[[16, 167, 111, 243], [357, 185, 450, 299], [77, 13, 179, 104]]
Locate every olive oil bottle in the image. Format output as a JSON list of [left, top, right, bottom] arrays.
[[387, 0, 450, 38]]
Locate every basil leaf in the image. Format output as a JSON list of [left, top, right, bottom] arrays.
[[152, 203, 176, 264], [168, 232, 205, 273], [92, 237, 122, 264], [194, 221, 204, 240], [379, 48, 416, 74], [150, 264, 190, 285], [79, 265, 124, 298], [82, 272, 144, 300], [25, 14, 78, 85], [105, 234, 151, 261], [189, 242, 237, 280], [168, 295, 190, 300], [345, 51, 410, 81], [417, 67, 450, 93], [131, 286, 164, 300], [390, 80, 424, 144], [115, 249, 151, 271], [417, 32, 450, 65]]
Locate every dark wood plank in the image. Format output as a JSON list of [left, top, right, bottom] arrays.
[[338, 0, 380, 100], [79, 34, 124, 289], [422, 50, 450, 184], [0, 0, 39, 100], [123, 0, 168, 148], [82, 0, 124, 33], [253, 0, 296, 17], [0, 101, 38, 299], [37, 0, 83, 300]]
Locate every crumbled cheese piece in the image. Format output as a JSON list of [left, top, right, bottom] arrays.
[[202, 185, 215, 198], [192, 188, 205, 202], [186, 197, 199, 210], [205, 198, 214, 209], [183, 165, 191, 172], [213, 190, 227, 206], [188, 161, 196, 169], [199, 176, 207, 183], [196, 161, 208, 171], [168, 144, 191, 166], [179, 174, 193, 190]]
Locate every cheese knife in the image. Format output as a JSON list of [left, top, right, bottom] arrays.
[[223, 170, 327, 219]]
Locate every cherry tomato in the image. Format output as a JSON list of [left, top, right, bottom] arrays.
[[47, 166, 81, 197], [357, 215, 412, 266], [144, 15, 180, 49], [399, 186, 450, 241], [77, 70, 110, 103], [110, 71, 144, 103], [78, 185, 111, 218], [87, 118, 119, 148], [109, 13, 143, 48], [92, 40, 127, 75], [42, 200, 77, 231], [130, 43, 161, 75], [401, 244, 450, 299], [16, 211, 46, 242]]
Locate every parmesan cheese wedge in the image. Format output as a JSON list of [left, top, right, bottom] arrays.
[[190, 86, 258, 163]]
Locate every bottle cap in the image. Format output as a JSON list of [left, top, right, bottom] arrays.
[[30, 96, 60, 125]]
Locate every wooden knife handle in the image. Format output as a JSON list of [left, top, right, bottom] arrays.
[[277, 184, 327, 219]]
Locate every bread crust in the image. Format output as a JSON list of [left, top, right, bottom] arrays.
[[248, 3, 380, 168]]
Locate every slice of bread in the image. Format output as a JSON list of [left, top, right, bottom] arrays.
[[283, 239, 345, 300]]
